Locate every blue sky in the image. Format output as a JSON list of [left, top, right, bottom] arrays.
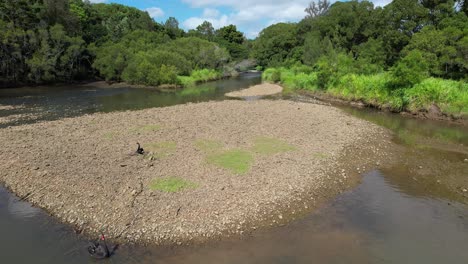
[[90, 0, 392, 38]]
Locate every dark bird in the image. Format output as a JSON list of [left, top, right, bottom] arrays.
[[87, 234, 110, 259], [136, 142, 144, 155]]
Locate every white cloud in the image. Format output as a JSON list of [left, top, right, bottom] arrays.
[[181, 1, 393, 38], [183, 15, 230, 29], [372, 0, 392, 7], [89, 0, 107, 3], [203, 8, 220, 18], [145, 7, 165, 18]]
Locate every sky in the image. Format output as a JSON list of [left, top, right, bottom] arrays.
[[89, 0, 393, 39]]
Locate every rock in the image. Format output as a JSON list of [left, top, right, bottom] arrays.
[[463, 189, 467, 193]]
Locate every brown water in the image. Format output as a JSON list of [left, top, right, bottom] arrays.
[[1, 76, 467, 263]]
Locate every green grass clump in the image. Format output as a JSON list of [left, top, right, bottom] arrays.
[[177, 69, 221, 87], [194, 139, 223, 153], [263, 67, 318, 91], [150, 177, 197, 192], [405, 78, 468, 116], [262, 64, 467, 117], [103, 131, 115, 140], [252, 137, 296, 155], [207, 149, 253, 174], [146, 141, 177, 158]]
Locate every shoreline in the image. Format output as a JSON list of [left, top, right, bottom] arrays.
[[288, 89, 468, 127], [0, 100, 394, 245]]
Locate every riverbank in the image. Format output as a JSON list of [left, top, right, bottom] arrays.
[[293, 91, 468, 126], [0, 100, 393, 245], [262, 67, 468, 126]]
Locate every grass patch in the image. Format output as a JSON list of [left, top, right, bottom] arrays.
[[207, 149, 253, 174], [263, 65, 468, 116], [178, 69, 222, 87], [194, 139, 223, 153], [252, 136, 296, 155], [149, 177, 197, 193], [103, 131, 115, 140], [130, 124, 162, 133], [146, 141, 177, 158]]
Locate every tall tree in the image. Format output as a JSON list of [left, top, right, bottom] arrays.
[[305, 0, 330, 18]]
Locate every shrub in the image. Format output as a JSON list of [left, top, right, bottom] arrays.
[[390, 50, 429, 88]]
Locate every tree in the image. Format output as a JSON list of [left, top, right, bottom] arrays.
[[196, 21, 215, 41], [215, 25, 247, 59], [164, 17, 184, 39], [253, 23, 299, 66], [305, 0, 330, 18], [390, 50, 429, 88]]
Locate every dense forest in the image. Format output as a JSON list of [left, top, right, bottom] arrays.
[[0, 0, 250, 87], [255, 0, 467, 116]]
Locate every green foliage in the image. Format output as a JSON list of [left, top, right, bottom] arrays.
[[207, 149, 253, 175], [178, 69, 222, 87], [263, 63, 466, 116], [150, 177, 197, 193], [390, 50, 429, 88], [405, 78, 468, 115], [316, 52, 355, 89], [253, 23, 299, 67], [252, 137, 296, 155]]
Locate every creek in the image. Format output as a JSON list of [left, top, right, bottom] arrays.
[[0, 73, 467, 263]]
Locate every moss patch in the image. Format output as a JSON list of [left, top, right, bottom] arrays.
[[146, 141, 177, 159], [207, 149, 253, 174], [103, 131, 115, 140], [252, 136, 296, 155], [150, 177, 197, 193], [195, 139, 223, 153]]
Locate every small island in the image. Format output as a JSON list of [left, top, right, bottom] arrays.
[[0, 100, 392, 244]]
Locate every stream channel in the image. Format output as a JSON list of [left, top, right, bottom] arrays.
[[0, 73, 467, 263]]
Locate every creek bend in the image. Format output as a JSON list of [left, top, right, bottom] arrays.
[[0, 73, 467, 263]]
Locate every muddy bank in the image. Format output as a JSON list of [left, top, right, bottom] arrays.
[[225, 83, 283, 98], [0, 100, 393, 245]]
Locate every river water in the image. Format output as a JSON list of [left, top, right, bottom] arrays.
[[1, 73, 467, 263]]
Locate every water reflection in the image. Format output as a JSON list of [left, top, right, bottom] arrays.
[[0, 73, 262, 128]]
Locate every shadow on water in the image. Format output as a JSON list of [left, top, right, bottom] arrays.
[[1, 76, 468, 263]]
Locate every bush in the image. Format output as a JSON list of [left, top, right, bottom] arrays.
[[390, 50, 429, 88], [405, 78, 468, 115], [262, 68, 282, 83], [177, 69, 222, 86]]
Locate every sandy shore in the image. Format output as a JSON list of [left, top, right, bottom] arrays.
[[0, 100, 393, 245], [225, 83, 283, 98]]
